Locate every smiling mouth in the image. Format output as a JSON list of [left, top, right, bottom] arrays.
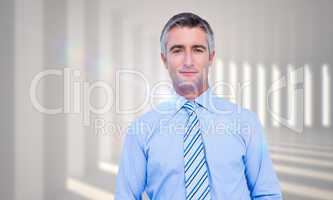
[[179, 71, 198, 77]]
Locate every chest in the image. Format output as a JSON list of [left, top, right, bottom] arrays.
[[146, 117, 247, 177]]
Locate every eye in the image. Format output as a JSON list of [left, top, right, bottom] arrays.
[[171, 48, 182, 54], [193, 48, 204, 53]]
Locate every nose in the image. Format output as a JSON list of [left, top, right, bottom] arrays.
[[184, 50, 194, 67]]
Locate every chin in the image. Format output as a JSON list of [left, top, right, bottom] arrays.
[[176, 81, 200, 94]]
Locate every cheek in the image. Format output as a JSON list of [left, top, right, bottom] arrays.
[[165, 62, 178, 76], [194, 57, 210, 69], [168, 54, 184, 65], [167, 60, 181, 72]]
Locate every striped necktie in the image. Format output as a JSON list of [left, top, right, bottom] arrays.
[[183, 101, 211, 200]]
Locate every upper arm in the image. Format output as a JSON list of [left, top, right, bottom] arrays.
[[115, 121, 147, 200]]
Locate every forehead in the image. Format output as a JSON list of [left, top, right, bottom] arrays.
[[166, 27, 208, 48]]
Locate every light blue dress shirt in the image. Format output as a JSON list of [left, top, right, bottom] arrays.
[[115, 88, 282, 200]]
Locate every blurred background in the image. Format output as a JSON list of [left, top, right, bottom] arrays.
[[1, 0, 332, 199]]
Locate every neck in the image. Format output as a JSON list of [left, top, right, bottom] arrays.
[[175, 83, 209, 100]]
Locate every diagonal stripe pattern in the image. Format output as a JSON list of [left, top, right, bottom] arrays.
[[183, 101, 211, 200]]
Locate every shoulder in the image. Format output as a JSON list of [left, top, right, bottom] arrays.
[[210, 95, 256, 119], [210, 95, 262, 137], [127, 99, 176, 137], [135, 99, 176, 123]]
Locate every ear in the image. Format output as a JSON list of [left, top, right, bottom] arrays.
[[161, 53, 168, 69], [208, 50, 215, 66]]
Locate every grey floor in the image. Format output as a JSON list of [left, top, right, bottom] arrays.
[[268, 128, 333, 200]]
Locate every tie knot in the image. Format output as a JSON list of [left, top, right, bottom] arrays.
[[183, 101, 196, 114]]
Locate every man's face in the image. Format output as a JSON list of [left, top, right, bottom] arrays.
[[161, 27, 215, 94]]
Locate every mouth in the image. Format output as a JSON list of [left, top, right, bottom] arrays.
[[179, 71, 198, 77]]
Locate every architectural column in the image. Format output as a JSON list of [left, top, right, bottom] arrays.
[[84, 0, 100, 174], [66, 0, 86, 178], [110, 12, 124, 165], [0, 0, 15, 199], [43, 0, 68, 199]]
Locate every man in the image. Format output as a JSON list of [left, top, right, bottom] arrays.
[[115, 12, 282, 200]]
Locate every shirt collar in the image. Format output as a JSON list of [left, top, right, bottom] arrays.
[[172, 87, 216, 114]]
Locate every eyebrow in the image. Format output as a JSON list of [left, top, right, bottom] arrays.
[[169, 44, 207, 52], [169, 45, 184, 52]]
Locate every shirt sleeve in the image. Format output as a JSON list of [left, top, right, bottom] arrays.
[[244, 112, 283, 200], [115, 120, 147, 200]]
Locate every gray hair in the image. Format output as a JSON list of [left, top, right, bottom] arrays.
[[160, 12, 215, 55]]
